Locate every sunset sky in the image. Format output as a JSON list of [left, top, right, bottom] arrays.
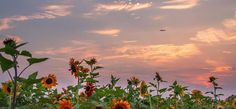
[[0, 0, 236, 98]]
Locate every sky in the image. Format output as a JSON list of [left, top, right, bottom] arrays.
[[0, 0, 236, 98]]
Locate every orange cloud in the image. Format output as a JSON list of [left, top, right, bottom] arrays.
[[0, 4, 73, 31], [205, 59, 233, 73], [190, 28, 236, 44], [191, 11, 236, 44], [160, 0, 199, 10], [91, 29, 121, 37], [104, 43, 200, 63]]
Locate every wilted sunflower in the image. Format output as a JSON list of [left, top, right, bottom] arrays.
[[69, 58, 80, 78], [129, 77, 140, 86], [232, 98, 236, 109], [140, 81, 149, 97], [82, 68, 90, 73], [58, 99, 72, 109], [3, 38, 17, 47], [41, 74, 57, 89], [84, 82, 94, 97], [110, 99, 131, 109]]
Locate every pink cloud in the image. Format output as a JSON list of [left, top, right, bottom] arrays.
[[0, 4, 73, 31]]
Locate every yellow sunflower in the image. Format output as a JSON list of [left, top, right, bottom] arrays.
[[1, 81, 20, 96], [1, 81, 12, 95], [41, 74, 57, 89], [110, 99, 131, 109], [58, 99, 72, 109], [140, 81, 149, 97], [191, 89, 202, 96], [232, 98, 236, 109], [217, 105, 223, 109]]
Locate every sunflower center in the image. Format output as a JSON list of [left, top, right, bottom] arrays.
[[46, 78, 53, 84], [115, 106, 124, 109], [7, 87, 11, 93], [86, 86, 91, 91], [96, 107, 102, 109], [64, 106, 70, 109]]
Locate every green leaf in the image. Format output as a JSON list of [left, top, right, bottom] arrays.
[[0, 46, 19, 56], [27, 58, 48, 65], [28, 72, 38, 79], [16, 42, 28, 48], [20, 50, 32, 57], [0, 54, 14, 72]]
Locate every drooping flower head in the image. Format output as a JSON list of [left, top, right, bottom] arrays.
[[191, 89, 202, 96], [58, 99, 72, 109], [110, 99, 131, 109], [84, 82, 94, 97], [3, 38, 17, 47], [41, 74, 57, 89], [128, 76, 140, 86]]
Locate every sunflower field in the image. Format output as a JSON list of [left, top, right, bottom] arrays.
[[0, 38, 236, 109]]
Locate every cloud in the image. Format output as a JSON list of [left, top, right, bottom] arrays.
[[122, 40, 137, 43], [223, 11, 236, 29], [160, 0, 199, 10], [91, 29, 121, 37], [95, 2, 152, 12], [104, 43, 200, 63], [190, 28, 236, 44], [191, 11, 236, 44], [205, 59, 233, 73], [0, 4, 73, 31]]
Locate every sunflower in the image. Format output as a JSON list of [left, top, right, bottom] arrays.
[[217, 105, 223, 109], [110, 99, 131, 109], [41, 74, 57, 89], [140, 81, 149, 97], [232, 98, 236, 109], [58, 99, 72, 109], [129, 77, 140, 86], [82, 68, 90, 73], [84, 82, 94, 97], [191, 89, 202, 96], [1, 81, 20, 96], [3, 38, 17, 47], [69, 58, 80, 78], [1, 81, 12, 95]]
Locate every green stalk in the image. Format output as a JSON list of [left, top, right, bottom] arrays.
[[149, 95, 153, 109], [12, 56, 18, 109]]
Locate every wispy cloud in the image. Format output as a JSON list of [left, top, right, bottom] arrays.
[[205, 59, 233, 73], [0, 4, 73, 31], [190, 28, 236, 44], [83, 2, 152, 18], [191, 11, 236, 44], [223, 11, 236, 29], [104, 43, 200, 63], [91, 29, 121, 37], [160, 0, 199, 10], [95, 2, 152, 12]]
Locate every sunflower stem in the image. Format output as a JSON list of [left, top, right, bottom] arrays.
[[149, 95, 153, 109], [12, 56, 18, 109]]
